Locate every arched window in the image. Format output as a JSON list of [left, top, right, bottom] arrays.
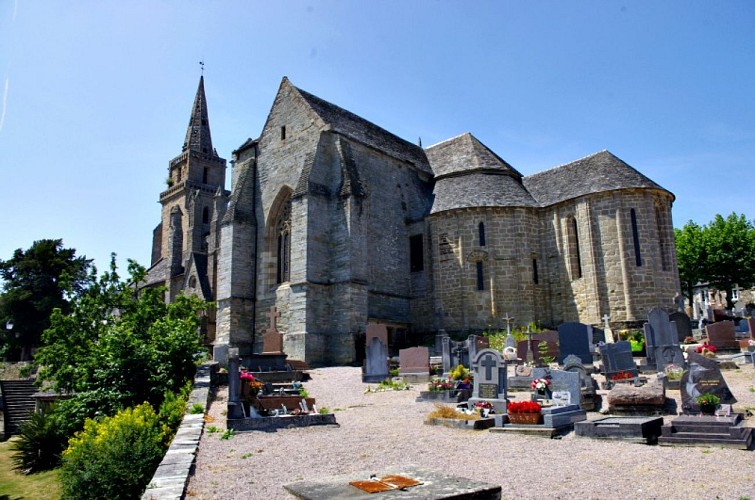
[[567, 217, 582, 279], [202, 206, 210, 224], [655, 204, 670, 271], [631, 208, 642, 267], [203, 167, 209, 184], [476, 261, 485, 291], [276, 200, 291, 284], [478, 222, 486, 247], [532, 258, 539, 284]]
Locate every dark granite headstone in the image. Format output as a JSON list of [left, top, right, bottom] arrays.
[[669, 311, 693, 342], [557, 322, 592, 364], [644, 307, 685, 371], [591, 327, 606, 346], [680, 352, 737, 414], [600, 341, 638, 380]]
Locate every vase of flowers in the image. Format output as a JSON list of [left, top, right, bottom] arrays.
[[474, 400, 495, 417], [507, 400, 542, 424], [531, 377, 551, 398], [696, 393, 720, 415]]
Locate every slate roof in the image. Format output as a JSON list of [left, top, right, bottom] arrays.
[[431, 172, 539, 214], [425, 133, 523, 178], [144, 257, 168, 287], [522, 150, 672, 207], [291, 81, 433, 175]]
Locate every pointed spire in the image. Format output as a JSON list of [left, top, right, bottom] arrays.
[[183, 76, 214, 155]]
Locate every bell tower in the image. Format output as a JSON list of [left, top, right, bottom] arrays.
[[152, 75, 228, 304]]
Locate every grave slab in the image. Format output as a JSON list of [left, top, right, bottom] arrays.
[[659, 414, 753, 450], [283, 467, 502, 499], [575, 416, 663, 444]]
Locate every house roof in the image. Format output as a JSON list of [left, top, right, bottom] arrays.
[[431, 172, 539, 214], [522, 150, 672, 207]]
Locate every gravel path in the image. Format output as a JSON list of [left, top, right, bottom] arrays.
[[186, 364, 755, 500]]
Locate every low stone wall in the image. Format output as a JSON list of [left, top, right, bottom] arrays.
[[228, 413, 337, 432], [142, 362, 215, 500]]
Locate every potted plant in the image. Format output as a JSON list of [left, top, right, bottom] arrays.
[[507, 400, 542, 424], [696, 392, 720, 415], [531, 377, 551, 398]]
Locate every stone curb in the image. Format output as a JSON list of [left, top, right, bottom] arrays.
[[142, 363, 214, 500]]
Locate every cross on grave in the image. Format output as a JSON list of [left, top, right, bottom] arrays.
[[526, 325, 535, 364], [602, 314, 610, 330], [481, 354, 497, 380], [266, 306, 281, 333], [502, 313, 514, 336]]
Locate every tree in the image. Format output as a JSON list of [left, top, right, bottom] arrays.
[[0, 239, 91, 360], [35, 256, 209, 410], [704, 213, 755, 310], [674, 221, 707, 305], [675, 213, 755, 310]]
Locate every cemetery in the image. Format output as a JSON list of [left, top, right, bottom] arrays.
[[183, 309, 755, 498]]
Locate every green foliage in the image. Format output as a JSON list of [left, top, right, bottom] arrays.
[[60, 403, 165, 500], [220, 429, 235, 440], [0, 438, 61, 500], [35, 257, 209, 412], [318, 407, 330, 415], [696, 392, 720, 406], [10, 409, 68, 473], [484, 322, 542, 351], [675, 213, 755, 309], [189, 403, 204, 414], [0, 239, 91, 360], [157, 382, 192, 446], [298, 388, 309, 398]]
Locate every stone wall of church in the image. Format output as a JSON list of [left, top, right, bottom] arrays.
[[428, 207, 543, 333], [539, 189, 678, 326]]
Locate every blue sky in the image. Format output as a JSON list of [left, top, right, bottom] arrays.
[[1, 1, 753, 273]]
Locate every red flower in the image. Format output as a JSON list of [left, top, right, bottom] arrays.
[[695, 343, 717, 354], [507, 401, 542, 414]]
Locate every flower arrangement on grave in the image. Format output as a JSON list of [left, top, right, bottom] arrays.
[[240, 370, 264, 402], [696, 392, 720, 415], [473, 400, 494, 410], [610, 371, 634, 382], [428, 378, 455, 392], [683, 336, 696, 344], [457, 377, 472, 391], [664, 364, 684, 381], [531, 378, 551, 393], [449, 364, 470, 381], [507, 401, 542, 424], [695, 342, 717, 357]]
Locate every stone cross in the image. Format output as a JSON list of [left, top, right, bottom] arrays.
[[525, 324, 535, 364], [266, 306, 281, 333], [481, 353, 497, 380], [602, 314, 610, 330], [502, 313, 514, 336]]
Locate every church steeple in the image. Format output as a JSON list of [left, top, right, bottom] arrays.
[[183, 75, 214, 155]]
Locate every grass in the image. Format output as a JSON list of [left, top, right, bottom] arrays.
[[425, 403, 480, 422], [0, 438, 61, 500]]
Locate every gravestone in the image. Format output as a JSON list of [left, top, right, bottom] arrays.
[[600, 341, 639, 380], [363, 337, 390, 383], [262, 306, 284, 354], [366, 324, 389, 345], [532, 368, 582, 409], [441, 335, 451, 375], [562, 354, 588, 382], [467, 335, 489, 364], [669, 311, 693, 343], [749, 318, 755, 340], [516, 331, 559, 364], [680, 352, 737, 413], [504, 334, 517, 351], [398, 346, 430, 382], [557, 322, 592, 364], [705, 321, 740, 353], [591, 327, 606, 347], [468, 349, 508, 414], [643, 307, 685, 371]]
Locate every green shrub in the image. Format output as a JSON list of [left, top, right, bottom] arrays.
[[60, 403, 165, 500], [10, 409, 68, 473], [157, 382, 191, 446]]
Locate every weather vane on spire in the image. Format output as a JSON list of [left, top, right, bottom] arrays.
[[199, 60, 205, 75]]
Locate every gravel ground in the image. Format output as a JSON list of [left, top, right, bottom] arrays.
[[186, 363, 755, 500]]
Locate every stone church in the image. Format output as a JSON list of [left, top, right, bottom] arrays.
[[146, 76, 680, 366]]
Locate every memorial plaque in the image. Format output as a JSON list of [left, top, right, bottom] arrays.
[[478, 383, 498, 399]]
